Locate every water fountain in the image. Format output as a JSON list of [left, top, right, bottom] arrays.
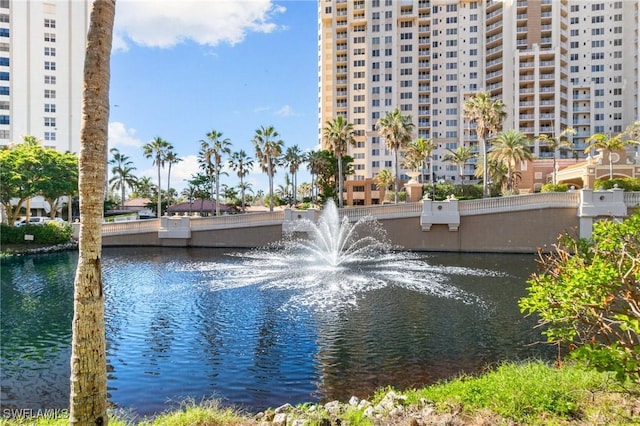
[[198, 200, 491, 310]]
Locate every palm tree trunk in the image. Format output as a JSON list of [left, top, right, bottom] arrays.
[[394, 149, 400, 204], [70, 1, 114, 424], [609, 153, 614, 179], [337, 153, 344, 208], [215, 169, 220, 216], [156, 164, 162, 217], [267, 157, 274, 212], [166, 164, 172, 207], [481, 135, 489, 198]]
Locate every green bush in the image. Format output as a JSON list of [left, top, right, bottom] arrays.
[[541, 183, 570, 193], [594, 177, 640, 191], [520, 211, 640, 384], [384, 190, 407, 202], [1, 222, 73, 245]]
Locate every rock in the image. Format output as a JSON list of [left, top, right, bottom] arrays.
[[275, 403, 294, 414], [272, 412, 287, 426], [348, 396, 360, 406], [324, 400, 342, 416]]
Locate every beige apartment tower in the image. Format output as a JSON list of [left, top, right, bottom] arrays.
[[318, 0, 639, 205]]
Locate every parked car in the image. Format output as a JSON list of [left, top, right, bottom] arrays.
[[14, 218, 26, 227], [26, 216, 51, 225]]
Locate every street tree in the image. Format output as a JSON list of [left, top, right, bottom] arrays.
[[253, 125, 283, 212], [143, 136, 173, 217], [323, 116, 356, 207], [463, 92, 506, 198], [376, 108, 415, 203], [200, 130, 231, 216]]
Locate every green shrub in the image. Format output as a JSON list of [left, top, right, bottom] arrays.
[[520, 211, 640, 384], [384, 190, 407, 202], [0, 222, 73, 245], [541, 183, 570, 193], [594, 177, 640, 191]]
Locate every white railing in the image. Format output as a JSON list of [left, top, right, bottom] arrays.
[[624, 192, 640, 208], [459, 192, 580, 216], [189, 211, 285, 230], [102, 219, 160, 235], [339, 202, 423, 222]]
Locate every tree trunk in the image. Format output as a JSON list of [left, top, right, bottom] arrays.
[[337, 153, 344, 208], [394, 148, 400, 204], [70, 1, 114, 425]]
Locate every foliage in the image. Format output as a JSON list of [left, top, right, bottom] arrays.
[[0, 222, 73, 245], [541, 183, 570, 193], [489, 129, 533, 192], [376, 108, 415, 203], [463, 92, 507, 198], [423, 182, 483, 200], [406, 361, 625, 424], [0, 138, 79, 226], [384, 190, 406, 203], [595, 177, 640, 191], [253, 125, 284, 212], [323, 116, 356, 208], [519, 211, 640, 383]]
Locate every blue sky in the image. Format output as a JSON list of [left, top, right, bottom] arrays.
[[108, 0, 318, 196]]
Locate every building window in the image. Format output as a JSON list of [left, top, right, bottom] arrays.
[[44, 47, 56, 56], [45, 132, 56, 141], [0, 114, 8, 124], [44, 32, 56, 42], [44, 18, 56, 28], [44, 117, 56, 127], [0, 28, 8, 37], [0, 71, 7, 80], [44, 89, 56, 98], [44, 61, 56, 70], [44, 103, 56, 113], [44, 75, 56, 84], [0, 86, 8, 95]]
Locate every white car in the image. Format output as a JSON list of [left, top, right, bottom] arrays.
[[26, 216, 51, 225]]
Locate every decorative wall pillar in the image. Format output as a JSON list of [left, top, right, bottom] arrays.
[[420, 197, 460, 231], [577, 188, 627, 239]]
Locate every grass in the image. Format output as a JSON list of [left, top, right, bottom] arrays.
[[2, 361, 639, 425]]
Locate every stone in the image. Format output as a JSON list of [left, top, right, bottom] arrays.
[[275, 403, 294, 414], [272, 412, 287, 426]]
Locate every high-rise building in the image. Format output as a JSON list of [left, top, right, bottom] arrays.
[[1, 0, 91, 152], [318, 0, 639, 205]]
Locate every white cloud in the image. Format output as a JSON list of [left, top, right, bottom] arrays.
[[113, 0, 286, 51], [109, 122, 144, 148], [274, 104, 295, 117]]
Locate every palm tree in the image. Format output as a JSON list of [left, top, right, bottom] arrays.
[[537, 127, 575, 185], [143, 136, 173, 217], [200, 130, 231, 216], [282, 145, 305, 207], [164, 150, 181, 207], [132, 176, 154, 199], [489, 129, 533, 192], [463, 92, 507, 198], [253, 125, 284, 212], [229, 149, 254, 212], [403, 137, 435, 183], [108, 148, 138, 209], [70, 0, 114, 423], [376, 108, 415, 203], [373, 169, 393, 201], [585, 132, 634, 180], [443, 145, 475, 183], [307, 150, 330, 204], [323, 116, 356, 208]]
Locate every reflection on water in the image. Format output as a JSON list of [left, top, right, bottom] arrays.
[[0, 247, 552, 415]]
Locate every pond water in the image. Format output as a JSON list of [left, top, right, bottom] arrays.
[[0, 247, 552, 416]]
